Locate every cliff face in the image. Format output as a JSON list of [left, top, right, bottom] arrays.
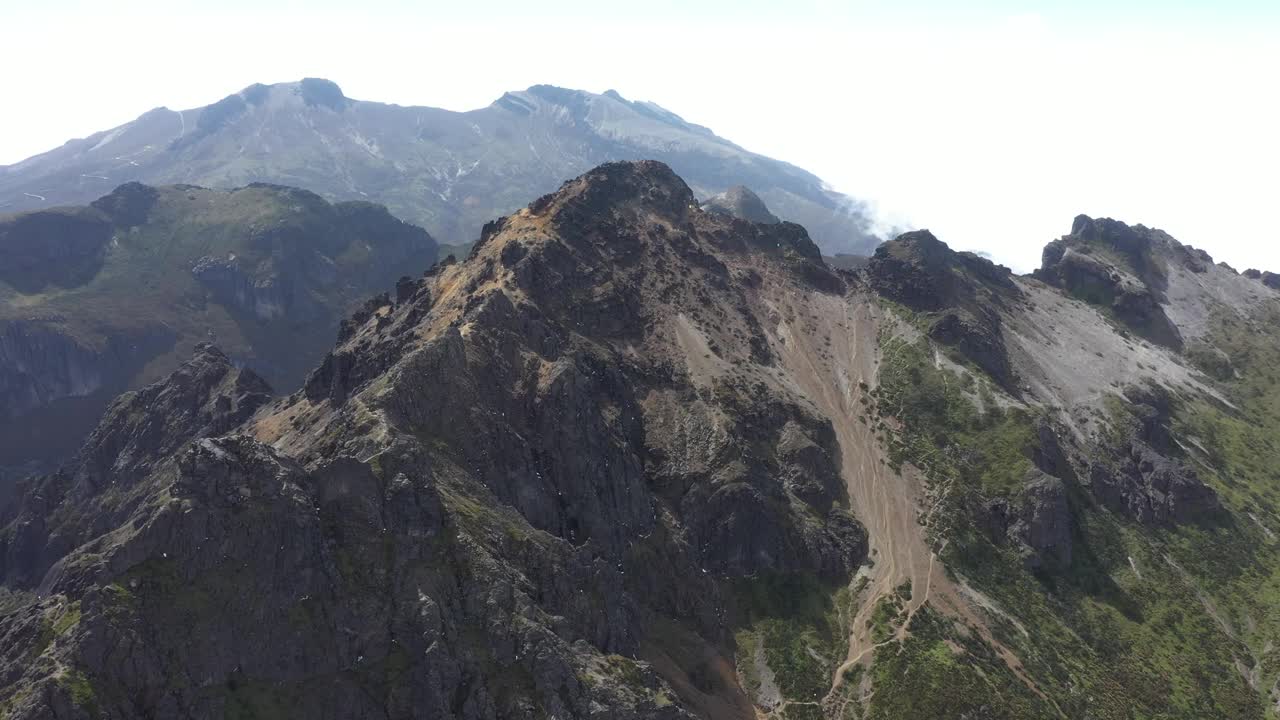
[[0, 182, 436, 482], [3, 164, 1280, 719]]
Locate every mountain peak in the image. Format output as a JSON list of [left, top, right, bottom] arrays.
[[297, 77, 348, 110], [700, 185, 779, 224], [1038, 214, 1191, 349], [525, 160, 697, 220]]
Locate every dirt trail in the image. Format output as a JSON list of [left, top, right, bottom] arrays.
[[763, 286, 1049, 713]]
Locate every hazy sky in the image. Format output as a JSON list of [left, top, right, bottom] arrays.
[[2, 0, 1278, 271]]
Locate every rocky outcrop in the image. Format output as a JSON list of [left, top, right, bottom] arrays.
[[926, 309, 1013, 386], [700, 185, 780, 224], [0, 322, 114, 421], [88, 181, 159, 228], [868, 229, 1020, 387], [73, 344, 272, 488], [0, 320, 176, 472], [191, 255, 296, 321], [0, 343, 272, 589], [984, 470, 1074, 570], [299, 77, 350, 110], [1089, 441, 1219, 526], [1088, 385, 1220, 525], [1242, 267, 1280, 289], [1037, 215, 1184, 349]]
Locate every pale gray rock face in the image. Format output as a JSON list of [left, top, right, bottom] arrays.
[[700, 186, 780, 225]]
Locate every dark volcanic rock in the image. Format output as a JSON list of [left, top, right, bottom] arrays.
[[0, 161, 864, 720], [1037, 215, 1184, 349], [0, 343, 272, 589], [868, 229, 1020, 387], [1090, 441, 1219, 525], [927, 309, 1013, 387], [985, 470, 1074, 570], [0, 320, 178, 477], [981, 421, 1078, 571], [191, 255, 296, 321], [1013, 471, 1073, 569], [89, 181, 159, 228], [73, 343, 272, 489], [1087, 385, 1220, 525]]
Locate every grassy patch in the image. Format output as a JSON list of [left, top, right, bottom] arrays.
[[59, 669, 99, 716], [867, 302, 1277, 717], [876, 324, 1039, 497], [731, 573, 848, 705], [867, 607, 1053, 720], [53, 601, 82, 636]]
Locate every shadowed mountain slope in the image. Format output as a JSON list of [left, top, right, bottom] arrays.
[[0, 181, 436, 486]]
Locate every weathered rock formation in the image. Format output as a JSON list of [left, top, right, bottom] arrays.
[[868, 229, 1021, 388], [1037, 215, 1185, 349], [700, 186, 780, 224]]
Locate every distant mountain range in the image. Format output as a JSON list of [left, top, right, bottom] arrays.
[[0, 78, 878, 255]]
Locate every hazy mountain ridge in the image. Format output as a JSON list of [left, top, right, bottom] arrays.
[[0, 79, 878, 256], [0, 181, 436, 488], [2, 162, 1280, 718]]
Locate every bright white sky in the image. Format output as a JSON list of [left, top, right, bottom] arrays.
[[2, 0, 1278, 272]]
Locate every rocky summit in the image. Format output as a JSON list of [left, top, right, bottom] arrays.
[[2, 161, 1280, 719]]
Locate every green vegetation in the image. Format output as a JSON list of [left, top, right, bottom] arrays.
[[875, 324, 1039, 497], [0, 183, 435, 389], [59, 669, 99, 716], [438, 481, 541, 546], [865, 303, 1277, 718], [867, 607, 1053, 720], [0, 687, 28, 719], [730, 572, 851, 707], [53, 601, 82, 636]]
